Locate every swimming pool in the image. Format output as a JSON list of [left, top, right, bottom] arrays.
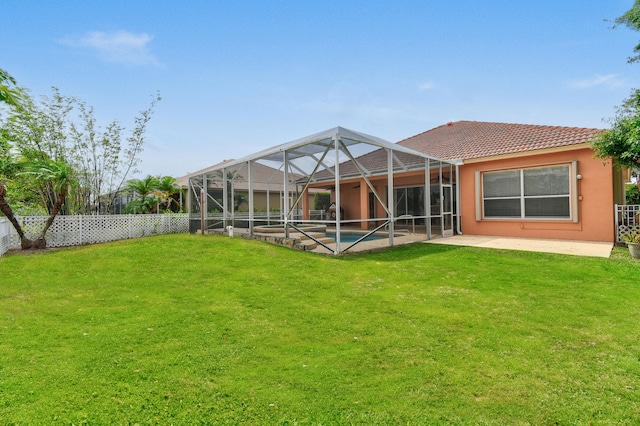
[[326, 231, 389, 243]]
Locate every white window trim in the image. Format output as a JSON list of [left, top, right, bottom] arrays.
[[476, 161, 578, 222]]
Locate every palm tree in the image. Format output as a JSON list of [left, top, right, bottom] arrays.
[[152, 175, 181, 212], [0, 157, 32, 249], [22, 159, 76, 248], [0, 68, 23, 109], [0, 70, 31, 248], [0, 181, 31, 249], [125, 176, 159, 214]]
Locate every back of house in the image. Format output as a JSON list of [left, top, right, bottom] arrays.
[[399, 121, 624, 243]]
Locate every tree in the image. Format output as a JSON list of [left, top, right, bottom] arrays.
[[125, 175, 159, 214], [0, 68, 23, 109], [591, 90, 640, 174], [125, 175, 181, 214], [314, 192, 331, 210], [592, 2, 640, 185], [615, 0, 640, 64], [0, 68, 31, 248], [0, 185, 29, 248], [152, 175, 181, 212], [1, 87, 161, 214], [627, 183, 640, 204], [0, 69, 161, 249], [20, 159, 76, 248]]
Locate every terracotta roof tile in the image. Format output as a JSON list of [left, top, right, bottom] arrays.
[[398, 121, 603, 161]]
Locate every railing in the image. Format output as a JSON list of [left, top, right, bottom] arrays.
[[3, 214, 189, 251], [309, 210, 325, 221], [615, 204, 640, 243], [190, 210, 323, 231], [386, 214, 417, 234]]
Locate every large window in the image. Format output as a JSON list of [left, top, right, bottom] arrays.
[[482, 165, 572, 219]]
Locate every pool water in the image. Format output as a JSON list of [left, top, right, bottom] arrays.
[[326, 232, 387, 243]]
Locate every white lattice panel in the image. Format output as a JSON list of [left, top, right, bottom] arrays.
[[616, 205, 640, 243], [5, 214, 189, 251], [0, 218, 10, 256], [618, 224, 640, 242]]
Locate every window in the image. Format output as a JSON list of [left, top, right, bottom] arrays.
[[482, 165, 572, 219]]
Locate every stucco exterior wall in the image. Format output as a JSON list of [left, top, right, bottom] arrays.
[[459, 147, 615, 242]]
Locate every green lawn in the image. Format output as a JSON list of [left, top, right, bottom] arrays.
[[1, 234, 639, 424]]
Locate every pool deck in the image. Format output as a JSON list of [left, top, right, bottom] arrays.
[[308, 231, 423, 254], [207, 227, 613, 258]]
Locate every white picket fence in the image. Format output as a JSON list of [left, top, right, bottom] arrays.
[[0, 214, 189, 255]]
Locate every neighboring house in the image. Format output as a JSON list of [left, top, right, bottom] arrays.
[[312, 121, 624, 243], [102, 191, 136, 214], [179, 159, 318, 218], [178, 159, 282, 215]]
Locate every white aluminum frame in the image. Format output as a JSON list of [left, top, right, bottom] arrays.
[[188, 127, 461, 254]]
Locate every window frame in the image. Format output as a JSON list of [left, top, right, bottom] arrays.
[[476, 161, 578, 222]]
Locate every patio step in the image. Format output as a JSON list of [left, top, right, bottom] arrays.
[[296, 236, 335, 250], [296, 232, 327, 241]]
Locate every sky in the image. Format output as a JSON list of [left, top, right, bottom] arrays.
[[2, 0, 639, 179]]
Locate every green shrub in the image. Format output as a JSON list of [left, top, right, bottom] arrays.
[[626, 184, 640, 204], [314, 192, 331, 210]]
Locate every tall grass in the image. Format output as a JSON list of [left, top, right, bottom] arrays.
[[1, 234, 638, 424]]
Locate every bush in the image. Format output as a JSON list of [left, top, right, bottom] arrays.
[[314, 192, 331, 210], [626, 184, 640, 204]]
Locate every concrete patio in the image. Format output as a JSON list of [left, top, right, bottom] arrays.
[[425, 235, 613, 258]]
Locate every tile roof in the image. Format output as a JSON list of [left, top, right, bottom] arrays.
[[314, 150, 431, 180], [184, 122, 604, 186], [398, 121, 603, 161]]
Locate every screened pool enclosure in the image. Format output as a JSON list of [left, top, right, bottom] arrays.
[[188, 127, 461, 254]]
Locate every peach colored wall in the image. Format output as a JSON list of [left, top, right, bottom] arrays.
[[460, 148, 615, 242], [336, 184, 361, 221], [332, 177, 391, 215]]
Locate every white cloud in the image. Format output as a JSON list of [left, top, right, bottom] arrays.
[[60, 30, 160, 66], [418, 81, 435, 90], [568, 74, 624, 89]]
